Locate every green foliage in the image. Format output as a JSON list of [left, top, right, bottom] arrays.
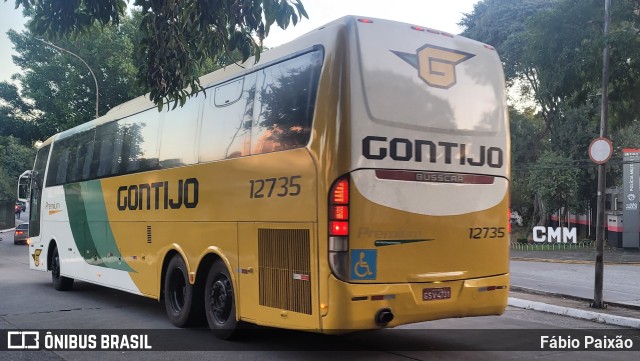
[[0, 82, 41, 142], [0, 136, 35, 202], [6, 14, 142, 137], [528, 151, 580, 213], [509, 107, 543, 225], [509, 107, 543, 165], [461, 0, 561, 136], [462, 0, 640, 221], [11, 0, 308, 110], [523, 0, 640, 129], [459, 0, 557, 82], [463, 0, 640, 132]]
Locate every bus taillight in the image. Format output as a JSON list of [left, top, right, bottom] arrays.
[[330, 221, 349, 236], [329, 176, 350, 281], [331, 179, 349, 204]]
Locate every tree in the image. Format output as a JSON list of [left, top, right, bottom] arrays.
[[462, 0, 640, 238], [0, 82, 41, 142], [509, 107, 543, 225], [6, 14, 142, 136], [0, 136, 35, 202], [462, 0, 640, 133], [528, 151, 581, 231], [10, 0, 308, 109], [460, 0, 559, 131], [523, 0, 640, 130]]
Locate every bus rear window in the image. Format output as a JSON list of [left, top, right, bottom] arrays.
[[356, 24, 504, 134]]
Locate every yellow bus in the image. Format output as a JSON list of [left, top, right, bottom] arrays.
[[28, 16, 510, 338]]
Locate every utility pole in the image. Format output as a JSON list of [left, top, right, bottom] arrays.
[[35, 38, 100, 119], [593, 0, 611, 309]]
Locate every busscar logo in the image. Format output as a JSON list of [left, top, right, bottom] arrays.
[[392, 45, 475, 89]]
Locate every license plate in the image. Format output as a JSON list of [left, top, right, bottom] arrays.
[[423, 287, 451, 301]]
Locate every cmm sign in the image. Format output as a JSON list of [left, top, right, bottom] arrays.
[[532, 227, 577, 243]]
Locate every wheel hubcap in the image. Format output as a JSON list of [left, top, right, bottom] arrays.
[[210, 276, 232, 324]]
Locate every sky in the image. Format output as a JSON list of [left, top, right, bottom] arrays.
[[0, 0, 480, 84]]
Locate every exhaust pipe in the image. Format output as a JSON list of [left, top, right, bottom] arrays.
[[375, 308, 394, 326]]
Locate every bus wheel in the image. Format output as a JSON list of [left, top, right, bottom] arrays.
[[205, 260, 238, 339], [51, 246, 74, 291], [164, 255, 201, 327]]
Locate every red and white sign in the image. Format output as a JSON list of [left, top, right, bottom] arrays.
[[588, 137, 613, 164]]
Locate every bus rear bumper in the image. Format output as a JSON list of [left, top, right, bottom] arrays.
[[321, 273, 509, 333]]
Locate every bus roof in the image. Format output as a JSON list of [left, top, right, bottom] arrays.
[[44, 15, 495, 145]]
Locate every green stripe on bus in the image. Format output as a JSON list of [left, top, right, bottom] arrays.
[[64, 181, 134, 272]]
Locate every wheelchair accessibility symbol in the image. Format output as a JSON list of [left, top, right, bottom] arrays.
[[350, 249, 377, 280]]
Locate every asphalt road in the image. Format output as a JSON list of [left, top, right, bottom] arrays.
[[0, 230, 638, 360]]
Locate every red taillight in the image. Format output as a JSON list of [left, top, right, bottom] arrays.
[[330, 205, 349, 220], [329, 177, 350, 236], [331, 179, 349, 204], [411, 25, 425, 32], [329, 176, 350, 280], [16, 231, 23, 235], [358, 18, 373, 23], [330, 221, 349, 236]]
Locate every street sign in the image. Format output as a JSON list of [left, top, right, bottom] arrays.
[[588, 137, 613, 164]]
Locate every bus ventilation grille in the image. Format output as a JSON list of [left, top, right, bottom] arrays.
[[258, 228, 312, 315]]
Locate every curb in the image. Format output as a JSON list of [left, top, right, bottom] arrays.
[[511, 285, 640, 311], [508, 297, 640, 329], [511, 257, 640, 266]]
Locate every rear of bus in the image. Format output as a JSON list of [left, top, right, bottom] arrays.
[[322, 17, 510, 330]]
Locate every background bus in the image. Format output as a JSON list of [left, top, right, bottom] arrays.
[[17, 170, 31, 206], [29, 16, 510, 338]]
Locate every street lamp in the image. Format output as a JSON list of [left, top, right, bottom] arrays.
[[34, 38, 100, 119]]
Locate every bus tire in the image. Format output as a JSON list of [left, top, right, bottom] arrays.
[[51, 246, 74, 291], [164, 255, 202, 327], [204, 260, 238, 339]]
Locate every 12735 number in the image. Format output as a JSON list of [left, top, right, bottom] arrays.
[[249, 176, 301, 198], [468, 227, 506, 239]]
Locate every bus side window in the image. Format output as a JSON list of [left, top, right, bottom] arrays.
[[81, 140, 95, 181], [67, 130, 95, 183], [214, 78, 244, 107], [159, 97, 202, 168], [121, 111, 161, 173], [111, 123, 126, 175], [251, 50, 322, 155], [68, 144, 82, 183], [45, 142, 61, 187], [55, 148, 70, 185], [30, 144, 50, 237], [199, 73, 255, 162], [95, 122, 117, 178]]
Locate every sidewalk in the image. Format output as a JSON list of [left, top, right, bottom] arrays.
[[509, 247, 640, 329], [508, 290, 640, 329], [510, 247, 640, 264]]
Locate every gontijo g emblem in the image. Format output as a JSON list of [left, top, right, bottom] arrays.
[[392, 45, 475, 89]]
